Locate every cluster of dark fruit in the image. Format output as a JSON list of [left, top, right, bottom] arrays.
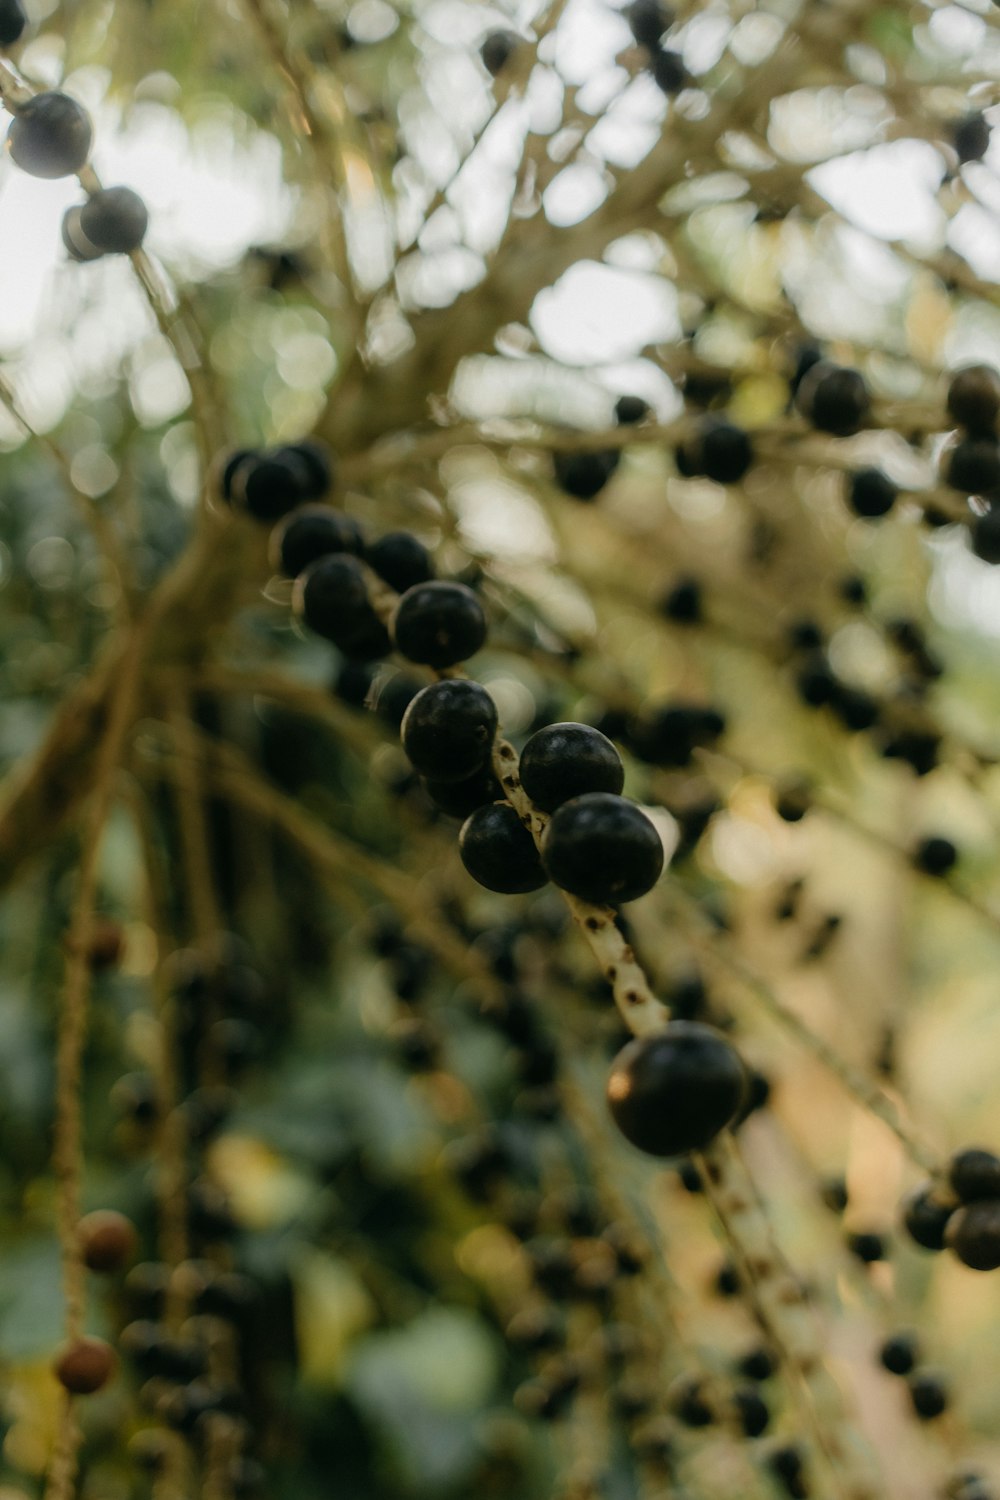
[[215, 440, 754, 1166], [904, 1147, 1000, 1273], [1, 87, 148, 253], [624, 1, 687, 96], [942, 365, 1000, 563]]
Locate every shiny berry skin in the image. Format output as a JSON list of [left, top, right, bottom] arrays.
[[553, 448, 620, 500], [424, 764, 502, 818], [948, 365, 1000, 434], [231, 450, 311, 521], [614, 394, 651, 425], [78, 186, 148, 252], [541, 792, 664, 905], [459, 802, 547, 894], [519, 723, 624, 813], [55, 1336, 117, 1394], [796, 362, 870, 436], [945, 1200, 1000, 1270], [954, 112, 990, 165], [606, 1022, 748, 1157], [880, 1332, 918, 1376], [972, 507, 1000, 563], [79, 1210, 138, 1273], [293, 555, 391, 660], [277, 438, 332, 499], [902, 1183, 951, 1251], [270, 506, 365, 576], [913, 836, 956, 876], [7, 92, 93, 177], [949, 1147, 1000, 1202], [848, 467, 897, 519], [400, 679, 498, 781], [908, 1370, 948, 1420], [391, 580, 486, 668], [0, 0, 26, 45], [480, 29, 519, 76], [366, 531, 434, 593]]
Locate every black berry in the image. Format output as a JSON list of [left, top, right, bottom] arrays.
[[848, 468, 897, 519], [650, 47, 687, 94], [400, 679, 498, 781], [796, 362, 870, 436], [519, 723, 624, 813], [945, 1200, 1000, 1271], [541, 792, 663, 905], [945, 438, 1000, 496], [677, 416, 753, 485], [231, 450, 311, 521], [606, 1021, 748, 1157], [908, 1370, 948, 1420], [913, 836, 957, 877], [614, 394, 651, 425], [78, 186, 148, 252], [391, 580, 486, 668], [902, 1183, 952, 1251], [972, 507, 1000, 563], [847, 1230, 885, 1264], [424, 764, 502, 818], [948, 365, 1000, 434], [480, 29, 519, 77], [954, 112, 990, 165], [880, 1332, 919, 1376], [0, 0, 25, 46], [7, 91, 93, 177], [624, 1, 674, 48], [293, 555, 391, 659], [661, 576, 702, 623], [553, 448, 620, 500], [366, 531, 434, 593], [949, 1147, 1000, 1203], [275, 439, 332, 499], [459, 802, 547, 894], [270, 505, 365, 576]]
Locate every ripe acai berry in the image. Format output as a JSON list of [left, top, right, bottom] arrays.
[[278, 438, 333, 499], [519, 723, 624, 813], [366, 531, 434, 593], [954, 112, 991, 165], [661, 575, 702, 623], [606, 1021, 748, 1157], [947, 365, 1000, 434], [945, 438, 1000, 496], [270, 505, 365, 576], [848, 467, 897, 519], [459, 802, 547, 894], [78, 186, 149, 253], [293, 555, 391, 660], [7, 91, 92, 177], [796, 362, 870, 436], [0, 0, 26, 46], [650, 47, 687, 94], [400, 679, 498, 781], [480, 28, 520, 77], [625, 1, 674, 49], [553, 448, 621, 500], [391, 580, 486, 668], [614, 394, 651, 425], [908, 1370, 948, 1420], [949, 1146, 1000, 1202], [627, 702, 725, 767], [880, 1332, 919, 1376], [676, 416, 753, 485], [945, 1200, 1000, 1271], [913, 836, 957, 876], [230, 449, 311, 521], [902, 1183, 952, 1251], [424, 765, 502, 818], [541, 792, 664, 905]]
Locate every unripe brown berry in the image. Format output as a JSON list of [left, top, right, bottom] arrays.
[[54, 1335, 117, 1393], [80, 1209, 138, 1273]]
